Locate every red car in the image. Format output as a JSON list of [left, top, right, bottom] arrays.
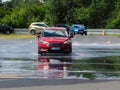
[[37, 27, 73, 54], [37, 56, 72, 78]]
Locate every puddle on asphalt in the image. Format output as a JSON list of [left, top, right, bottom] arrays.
[[72, 56, 120, 79], [0, 55, 120, 79], [0, 39, 120, 79]]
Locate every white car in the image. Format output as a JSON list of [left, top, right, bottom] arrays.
[[28, 22, 49, 35]]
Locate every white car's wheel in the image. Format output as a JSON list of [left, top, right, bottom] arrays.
[[30, 30, 36, 35]]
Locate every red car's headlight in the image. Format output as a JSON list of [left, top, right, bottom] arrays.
[[39, 40, 49, 46], [64, 40, 71, 44]]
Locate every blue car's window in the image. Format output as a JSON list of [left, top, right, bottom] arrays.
[[79, 25, 85, 28], [73, 25, 85, 28], [74, 26, 79, 28]]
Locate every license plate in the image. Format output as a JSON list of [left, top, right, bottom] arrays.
[[51, 47, 60, 50]]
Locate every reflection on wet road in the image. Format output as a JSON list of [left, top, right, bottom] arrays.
[[0, 36, 120, 79]]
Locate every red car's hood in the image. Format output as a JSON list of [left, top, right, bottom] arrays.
[[41, 37, 69, 43]]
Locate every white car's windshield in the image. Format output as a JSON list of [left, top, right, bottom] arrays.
[[42, 29, 68, 37]]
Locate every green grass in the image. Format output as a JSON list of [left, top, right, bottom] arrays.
[[0, 34, 36, 40], [114, 34, 120, 38]]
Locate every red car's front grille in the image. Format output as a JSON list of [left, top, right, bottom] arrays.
[[49, 43, 63, 47]]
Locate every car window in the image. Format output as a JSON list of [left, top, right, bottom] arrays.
[[73, 25, 85, 28], [78, 25, 85, 28], [40, 24, 46, 27], [42, 30, 68, 37], [32, 24, 44, 27], [73, 26, 79, 28]]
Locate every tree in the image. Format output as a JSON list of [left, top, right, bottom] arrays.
[[44, 0, 65, 25], [1, 0, 45, 28], [106, 0, 120, 28], [45, 0, 85, 25], [0, 0, 120, 28]]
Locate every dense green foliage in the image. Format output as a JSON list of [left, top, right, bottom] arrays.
[[0, 0, 120, 28]]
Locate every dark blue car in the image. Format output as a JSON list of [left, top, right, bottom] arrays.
[[71, 24, 87, 35], [0, 25, 14, 35], [55, 24, 72, 34]]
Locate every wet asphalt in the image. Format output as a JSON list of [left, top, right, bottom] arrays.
[[0, 35, 120, 89]]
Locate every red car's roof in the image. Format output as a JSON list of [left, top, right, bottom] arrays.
[[44, 27, 66, 30]]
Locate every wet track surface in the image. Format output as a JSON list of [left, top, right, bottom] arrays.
[[0, 35, 120, 79]]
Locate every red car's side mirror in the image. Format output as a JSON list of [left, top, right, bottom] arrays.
[[69, 33, 74, 38], [36, 32, 41, 38]]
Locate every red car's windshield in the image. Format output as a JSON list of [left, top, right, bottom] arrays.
[[41, 29, 68, 37]]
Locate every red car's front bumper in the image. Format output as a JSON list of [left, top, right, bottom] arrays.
[[38, 43, 72, 53]]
